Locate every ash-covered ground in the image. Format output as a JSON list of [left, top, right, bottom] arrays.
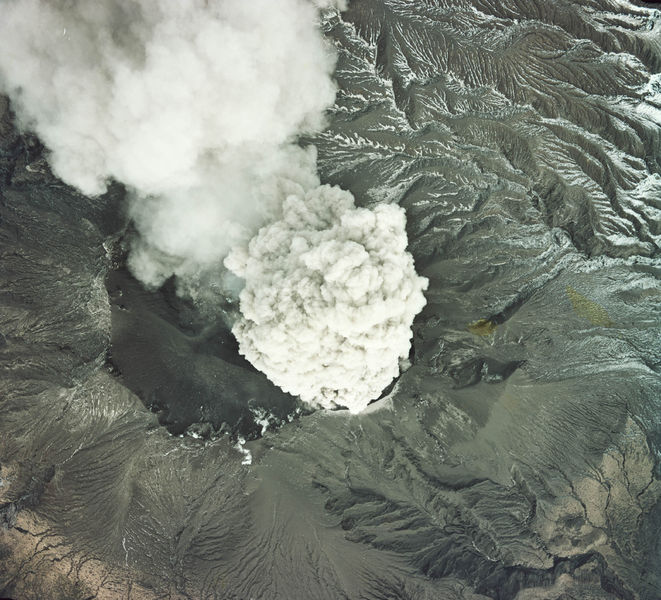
[[1, 1, 660, 599]]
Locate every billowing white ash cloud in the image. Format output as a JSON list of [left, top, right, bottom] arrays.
[[225, 182, 428, 413], [0, 0, 338, 287], [0, 0, 427, 412]]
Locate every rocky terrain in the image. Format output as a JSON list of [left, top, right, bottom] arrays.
[[1, 1, 660, 598]]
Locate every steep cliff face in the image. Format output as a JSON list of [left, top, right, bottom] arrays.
[[1, 1, 660, 599]]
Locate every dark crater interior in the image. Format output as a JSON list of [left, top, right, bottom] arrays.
[[104, 240, 304, 439]]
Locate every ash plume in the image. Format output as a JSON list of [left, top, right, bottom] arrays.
[[0, 0, 427, 411], [225, 181, 428, 413]]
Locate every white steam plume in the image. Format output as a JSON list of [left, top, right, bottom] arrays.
[[0, 0, 338, 287], [0, 0, 428, 412]]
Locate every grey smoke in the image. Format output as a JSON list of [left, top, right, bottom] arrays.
[[0, 0, 427, 411], [225, 179, 428, 413]]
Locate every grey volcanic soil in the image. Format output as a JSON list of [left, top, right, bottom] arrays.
[[1, 1, 661, 599], [106, 261, 302, 438]]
